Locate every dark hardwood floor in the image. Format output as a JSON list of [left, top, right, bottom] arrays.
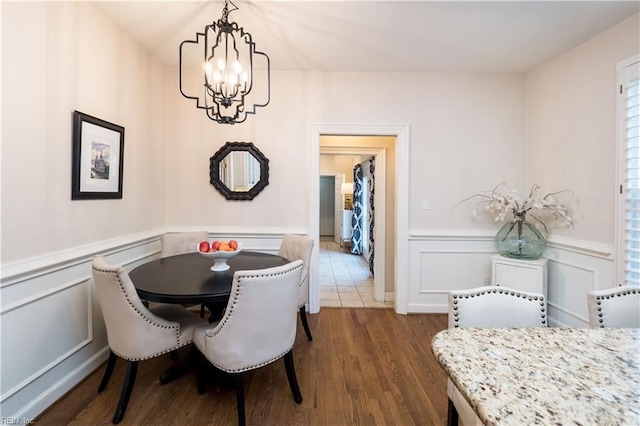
[[36, 309, 449, 425]]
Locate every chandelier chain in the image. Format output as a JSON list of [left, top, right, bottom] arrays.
[[221, 0, 239, 24]]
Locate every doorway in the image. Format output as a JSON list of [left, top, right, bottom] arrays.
[[319, 145, 387, 306], [309, 124, 410, 315]]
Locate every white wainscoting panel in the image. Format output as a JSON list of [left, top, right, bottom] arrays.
[[407, 230, 615, 326], [0, 227, 302, 421], [1, 278, 91, 402], [408, 230, 496, 313], [0, 230, 163, 420], [546, 259, 595, 325], [544, 242, 614, 327]]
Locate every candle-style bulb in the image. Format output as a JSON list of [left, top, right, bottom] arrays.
[[233, 60, 243, 74]]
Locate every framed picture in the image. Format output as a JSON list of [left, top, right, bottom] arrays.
[[72, 111, 125, 200]]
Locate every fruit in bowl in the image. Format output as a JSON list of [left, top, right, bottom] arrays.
[[197, 240, 242, 271], [197, 239, 239, 253]]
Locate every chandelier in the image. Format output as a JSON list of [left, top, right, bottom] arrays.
[[179, 0, 270, 124]]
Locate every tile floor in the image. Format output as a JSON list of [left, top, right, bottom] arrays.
[[318, 237, 393, 309]]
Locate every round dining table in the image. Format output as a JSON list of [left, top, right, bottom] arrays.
[[130, 250, 290, 307]]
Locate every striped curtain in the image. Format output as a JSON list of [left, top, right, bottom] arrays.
[[350, 164, 364, 254]]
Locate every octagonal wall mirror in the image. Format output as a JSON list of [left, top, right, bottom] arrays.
[[209, 142, 269, 200]]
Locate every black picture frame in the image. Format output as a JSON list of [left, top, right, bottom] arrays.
[[72, 111, 125, 200], [209, 142, 269, 201]]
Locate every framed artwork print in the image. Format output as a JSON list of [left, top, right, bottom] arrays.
[[72, 111, 125, 200]]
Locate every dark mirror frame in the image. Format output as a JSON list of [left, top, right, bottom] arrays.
[[209, 141, 269, 200]]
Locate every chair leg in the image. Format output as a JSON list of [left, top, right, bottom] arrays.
[[98, 351, 118, 393], [197, 352, 208, 395], [299, 306, 313, 341], [235, 374, 246, 426], [447, 398, 459, 426], [112, 361, 139, 424], [206, 301, 227, 322], [200, 303, 206, 319], [283, 350, 303, 404]]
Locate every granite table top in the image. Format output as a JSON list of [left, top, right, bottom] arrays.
[[431, 327, 640, 425]]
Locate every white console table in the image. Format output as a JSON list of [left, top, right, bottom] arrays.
[[491, 254, 548, 296]]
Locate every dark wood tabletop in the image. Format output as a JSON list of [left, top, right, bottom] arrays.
[[129, 251, 290, 305]]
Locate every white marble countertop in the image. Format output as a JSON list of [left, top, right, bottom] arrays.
[[431, 327, 640, 425]]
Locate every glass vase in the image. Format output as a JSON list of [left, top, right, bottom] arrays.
[[495, 218, 546, 260]]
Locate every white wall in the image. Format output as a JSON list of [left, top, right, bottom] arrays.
[[1, 1, 167, 264], [319, 155, 364, 182], [167, 71, 526, 232], [523, 13, 639, 327], [165, 70, 314, 229], [526, 14, 640, 245]]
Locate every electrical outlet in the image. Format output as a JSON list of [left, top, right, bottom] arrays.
[[483, 277, 489, 285], [422, 199, 430, 210]]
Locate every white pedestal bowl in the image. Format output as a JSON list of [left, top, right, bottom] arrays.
[[197, 243, 242, 271]]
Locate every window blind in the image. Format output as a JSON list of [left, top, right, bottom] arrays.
[[623, 62, 640, 286]]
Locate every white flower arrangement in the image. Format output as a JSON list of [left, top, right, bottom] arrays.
[[464, 183, 573, 237]]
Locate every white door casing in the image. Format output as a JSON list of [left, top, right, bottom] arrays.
[[309, 123, 410, 314]]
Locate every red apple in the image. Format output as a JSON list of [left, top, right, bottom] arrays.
[[211, 240, 222, 251], [228, 240, 238, 250], [198, 241, 210, 252]]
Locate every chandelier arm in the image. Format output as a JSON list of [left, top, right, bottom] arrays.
[[179, 37, 206, 106], [179, 0, 269, 124], [249, 49, 270, 109]]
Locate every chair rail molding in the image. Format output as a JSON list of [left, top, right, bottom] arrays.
[[0, 228, 166, 286], [406, 229, 614, 327], [409, 228, 495, 240], [546, 235, 613, 258], [410, 229, 613, 258]]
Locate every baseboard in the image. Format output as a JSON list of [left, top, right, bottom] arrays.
[[18, 347, 109, 422]]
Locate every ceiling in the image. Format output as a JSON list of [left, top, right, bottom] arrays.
[[95, 0, 639, 73]]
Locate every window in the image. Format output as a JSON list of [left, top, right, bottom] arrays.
[[618, 57, 640, 286]]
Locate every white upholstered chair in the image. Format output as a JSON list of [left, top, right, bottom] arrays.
[[194, 260, 304, 426], [447, 286, 547, 426], [161, 231, 209, 317], [278, 234, 315, 341], [92, 255, 208, 424], [587, 286, 640, 328], [160, 231, 209, 258]]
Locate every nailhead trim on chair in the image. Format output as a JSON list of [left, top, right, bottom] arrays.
[[202, 261, 303, 373], [593, 287, 639, 328], [203, 344, 296, 374], [93, 265, 187, 361], [451, 287, 547, 328]]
